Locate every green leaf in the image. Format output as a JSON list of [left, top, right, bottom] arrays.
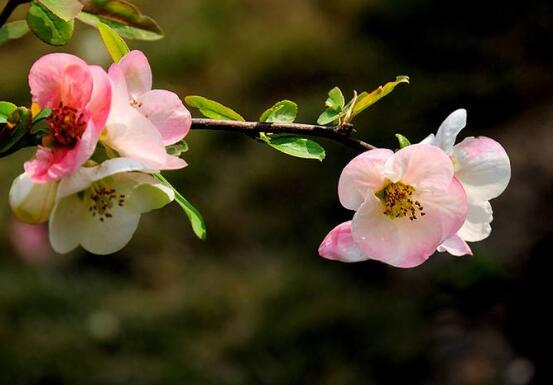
[[185, 96, 245, 121], [317, 109, 342, 125], [97, 22, 130, 63], [262, 134, 326, 161], [153, 173, 207, 240], [0, 20, 30, 45], [259, 100, 298, 123], [78, 0, 163, 41], [0, 102, 17, 121], [350, 76, 409, 119], [166, 140, 189, 157], [395, 134, 411, 149], [27, 1, 74, 46], [32, 107, 51, 124], [37, 0, 83, 21], [325, 87, 345, 111], [1, 107, 32, 154]]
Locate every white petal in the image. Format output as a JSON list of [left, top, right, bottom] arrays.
[[80, 204, 140, 255], [453, 136, 511, 202], [338, 149, 394, 211], [419, 133, 436, 145], [123, 173, 174, 214], [457, 200, 493, 242], [434, 109, 467, 154], [49, 194, 86, 254], [9, 173, 57, 224], [437, 234, 473, 256], [57, 158, 150, 201]]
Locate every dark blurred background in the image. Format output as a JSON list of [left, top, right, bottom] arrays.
[[1, 0, 552, 384]]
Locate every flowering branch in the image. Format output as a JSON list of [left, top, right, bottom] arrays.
[[190, 118, 376, 152], [0, 0, 29, 27]]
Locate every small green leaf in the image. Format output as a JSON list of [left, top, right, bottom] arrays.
[[0, 21, 30, 45], [78, 0, 164, 41], [351, 76, 410, 119], [263, 134, 326, 161], [259, 100, 298, 123], [185, 96, 245, 121], [166, 140, 189, 157], [153, 173, 207, 240], [27, 1, 74, 46], [37, 0, 83, 21], [325, 87, 345, 111], [1, 107, 32, 154], [317, 109, 342, 125], [32, 107, 51, 124], [97, 22, 130, 63], [0, 102, 17, 120], [395, 134, 411, 149]]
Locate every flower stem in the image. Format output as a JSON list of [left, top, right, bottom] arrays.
[[0, 0, 30, 28], [190, 119, 375, 152]]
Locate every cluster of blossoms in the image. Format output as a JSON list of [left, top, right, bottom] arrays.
[[7, 51, 510, 267], [9, 50, 191, 255], [318, 109, 511, 267]]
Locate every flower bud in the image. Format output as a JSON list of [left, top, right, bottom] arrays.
[[9, 173, 57, 224]]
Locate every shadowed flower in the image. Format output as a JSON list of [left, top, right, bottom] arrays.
[[102, 50, 190, 171], [422, 109, 511, 256], [319, 144, 467, 268], [9, 172, 57, 224], [48, 158, 175, 255], [24, 53, 111, 183]]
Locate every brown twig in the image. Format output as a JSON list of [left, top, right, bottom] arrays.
[[191, 119, 375, 152], [0, 0, 30, 27]]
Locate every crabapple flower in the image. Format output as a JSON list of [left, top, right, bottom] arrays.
[[47, 157, 175, 255], [422, 109, 511, 256], [318, 144, 467, 268], [102, 50, 190, 171], [24, 53, 111, 183], [9, 173, 57, 223]]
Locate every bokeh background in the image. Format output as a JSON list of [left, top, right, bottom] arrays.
[[1, 0, 551, 384]]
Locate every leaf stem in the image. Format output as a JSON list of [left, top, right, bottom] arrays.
[[190, 119, 375, 152], [0, 0, 30, 27]]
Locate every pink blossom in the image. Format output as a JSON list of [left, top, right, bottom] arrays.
[[102, 50, 190, 171], [319, 144, 468, 268], [24, 53, 111, 183], [422, 109, 511, 256]]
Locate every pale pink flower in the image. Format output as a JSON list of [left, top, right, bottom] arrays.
[[422, 109, 511, 256], [318, 144, 467, 268], [8, 218, 52, 263], [102, 50, 190, 171], [24, 53, 111, 183]]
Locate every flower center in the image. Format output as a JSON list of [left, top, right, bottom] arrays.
[[88, 184, 126, 222], [47, 102, 87, 147], [376, 182, 425, 221]]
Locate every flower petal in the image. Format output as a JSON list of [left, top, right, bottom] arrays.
[[80, 203, 141, 255], [106, 105, 187, 171], [318, 221, 368, 263], [457, 200, 493, 242], [437, 234, 473, 256], [49, 194, 86, 254], [86, 65, 112, 133], [137, 90, 192, 145], [124, 173, 175, 213], [388, 143, 455, 192], [453, 136, 511, 202], [117, 50, 152, 99], [351, 178, 466, 268], [338, 149, 394, 211], [434, 109, 467, 154], [9, 173, 57, 224], [29, 53, 89, 108], [57, 158, 151, 200]]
